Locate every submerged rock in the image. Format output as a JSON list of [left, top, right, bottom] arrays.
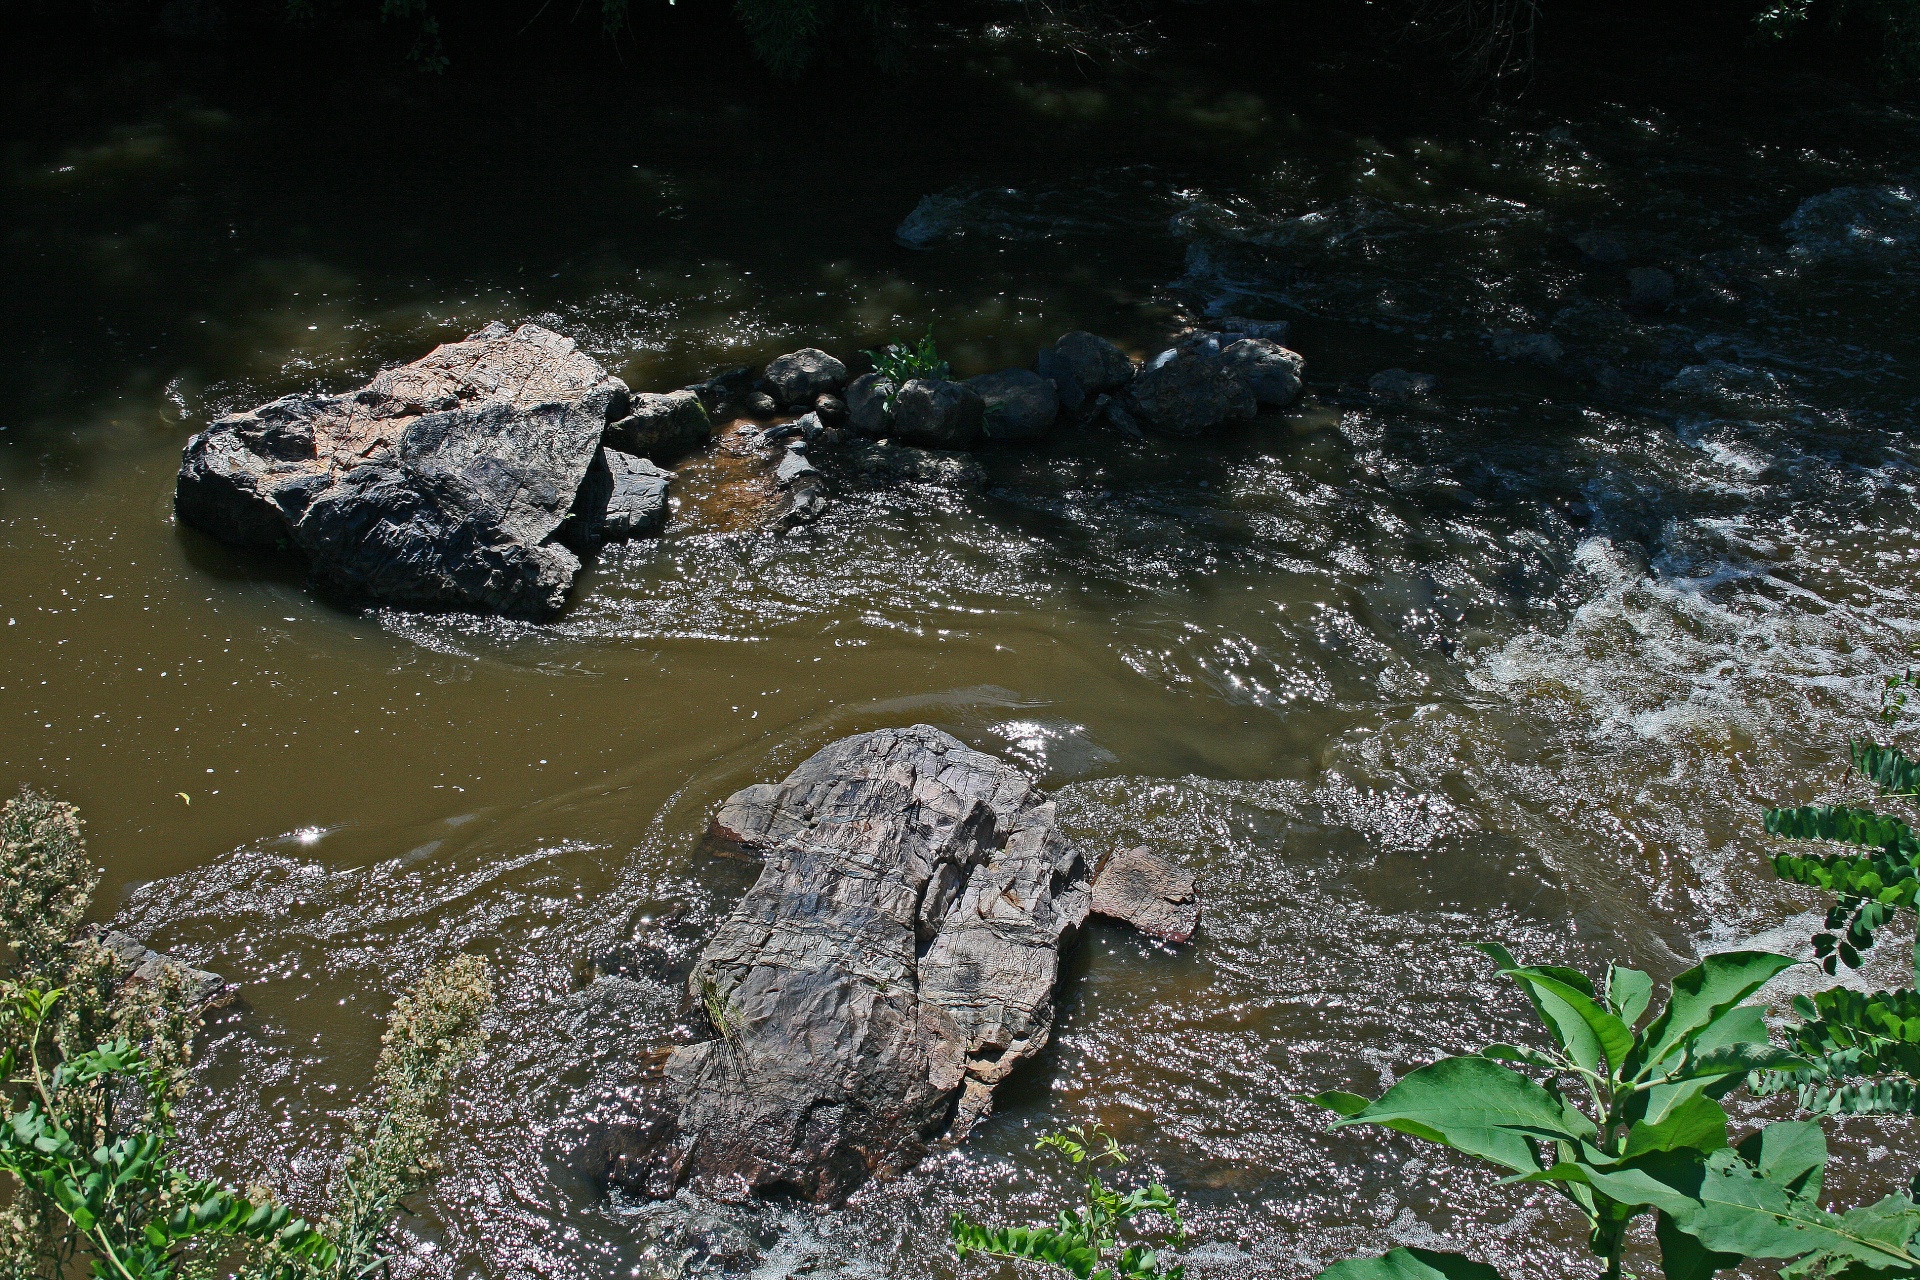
[[967, 367, 1059, 441], [175, 322, 628, 618], [763, 349, 848, 406], [891, 378, 984, 449], [850, 442, 987, 487], [1489, 330, 1564, 364], [1089, 847, 1200, 944], [1626, 266, 1676, 310], [608, 390, 712, 460], [1786, 184, 1920, 262], [1369, 368, 1440, 400], [608, 726, 1091, 1204]]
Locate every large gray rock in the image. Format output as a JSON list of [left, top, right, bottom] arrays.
[[1118, 342, 1257, 436], [608, 726, 1091, 1205], [87, 925, 227, 1008], [607, 389, 712, 460], [763, 349, 847, 406], [891, 379, 984, 449], [1040, 331, 1134, 415], [845, 372, 894, 437], [175, 322, 628, 618], [966, 368, 1059, 441], [1220, 338, 1304, 406]]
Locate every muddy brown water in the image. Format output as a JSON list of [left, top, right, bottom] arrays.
[[6, 13, 1920, 1277]]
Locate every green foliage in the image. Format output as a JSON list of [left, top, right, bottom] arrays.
[[950, 1125, 1186, 1280], [864, 328, 951, 411], [0, 788, 494, 1280], [1316, 1250, 1502, 1280], [1303, 945, 1828, 1280]]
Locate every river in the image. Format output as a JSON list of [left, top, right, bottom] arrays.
[[4, 8, 1920, 1277]]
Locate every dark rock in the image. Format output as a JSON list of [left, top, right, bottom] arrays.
[[1573, 231, 1630, 265], [773, 446, 817, 487], [844, 373, 894, 438], [777, 471, 829, 531], [87, 925, 227, 1008], [1220, 338, 1304, 406], [1040, 331, 1134, 415], [813, 393, 847, 427], [1089, 847, 1200, 944], [850, 442, 986, 487], [1120, 343, 1257, 435], [1785, 185, 1920, 262], [891, 379, 984, 449], [1369, 369, 1440, 400], [685, 368, 757, 417], [175, 322, 625, 618], [609, 726, 1090, 1204], [966, 368, 1059, 441], [579, 449, 672, 543], [742, 392, 779, 419], [1213, 316, 1291, 343], [763, 349, 848, 406], [1489, 331, 1564, 364], [1626, 266, 1676, 310], [609, 390, 712, 460], [1664, 361, 1784, 411]]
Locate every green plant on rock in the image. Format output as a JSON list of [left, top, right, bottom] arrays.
[[0, 787, 494, 1280], [950, 1124, 1187, 1280], [864, 327, 951, 412]]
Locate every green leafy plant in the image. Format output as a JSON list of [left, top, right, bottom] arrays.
[[864, 327, 952, 412], [950, 1124, 1187, 1280], [0, 788, 494, 1280]]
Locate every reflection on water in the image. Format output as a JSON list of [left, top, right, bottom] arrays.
[[5, 13, 1920, 1278]]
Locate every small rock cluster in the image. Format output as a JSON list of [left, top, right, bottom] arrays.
[[175, 318, 1306, 616]]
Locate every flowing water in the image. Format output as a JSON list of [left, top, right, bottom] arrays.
[[6, 14, 1920, 1277]]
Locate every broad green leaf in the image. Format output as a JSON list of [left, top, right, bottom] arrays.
[[1607, 965, 1654, 1028], [1733, 1120, 1826, 1202], [1316, 1248, 1504, 1280], [1500, 966, 1635, 1077], [1622, 1092, 1729, 1159], [1636, 952, 1798, 1078], [1329, 1055, 1592, 1174], [1297, 1091, 1371, 1118], [1475, 944, 1601, 1070]]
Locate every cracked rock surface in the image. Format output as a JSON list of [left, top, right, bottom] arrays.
[[606, 725, 1090, 1205]]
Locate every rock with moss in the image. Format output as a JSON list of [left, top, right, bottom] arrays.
[[607, 389, 712, 460], [606, 726, 1091, 1204]]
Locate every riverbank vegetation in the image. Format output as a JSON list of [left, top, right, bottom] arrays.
[[0, 789, 492, 1280]]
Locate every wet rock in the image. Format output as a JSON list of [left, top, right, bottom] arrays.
[[175, 322, 626, 618], [773, 446, 817, 487], [686, 367, 756, 417], [850, 442, 987, 487], [1573, 230, 1630, 265], [1120, 342, 1257, 436], [966, 368, 1059, 441], [1786, 184, 1920, 262], [1369, 368, 1440, 400], [763, 349, 848, 406], [1220, 338, 1304, 406], [87, 925, 227, 1008], [813, 393, 847, 427], [580, 450, 673, 543], [1040, 331, 1134, 415], [845, 373, 893, 438], [742, 392, 779, 418], [1626, 267, 1675, 310], [896, 192, 969, 248], [607, 390, 712, 461], [609, 726, 1091, 1204], [891, 378, 984, 449], [1089, 847, 1200, 944], [1664, 361, 1784, 412], [1214, 316, 1291, 343], [621, 1191, 762, 1278], [1489, 331, 1564, 364]]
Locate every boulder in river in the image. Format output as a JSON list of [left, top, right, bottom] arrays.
[[763, 349, 848, 406], [607, 725, 1091, 1204], [1040, 331, 1134, 415], [891, 378, 984, 449], [845, 372, 893, 438], [966, 367, 1059, 441], [1117, 340, 1257, 435], [1220, 338, 1304, 406], [87, 925, 227, 1008], [1089, 847, 1200, 944], [571, 449, 672, 545], [607, 390, 712, 460], [175, 322, 629, 618]]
